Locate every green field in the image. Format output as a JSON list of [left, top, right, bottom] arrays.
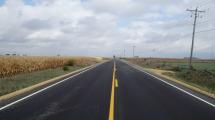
[[164, 62, 215, 71], [126, 58, 215, 71], [126, 58, 215, 95]]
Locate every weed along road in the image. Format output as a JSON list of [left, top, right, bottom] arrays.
[[1, 60, 215, 120]]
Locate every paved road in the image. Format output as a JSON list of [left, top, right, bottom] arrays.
[[115, 60, 215, 120], [0, 59, 215, 120], [0, 61, 113, 120]]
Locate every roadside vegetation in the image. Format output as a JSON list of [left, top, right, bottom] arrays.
[[126, 58, 215, 94], [0, 56, 103, 96], [0, 56, 100, 78]]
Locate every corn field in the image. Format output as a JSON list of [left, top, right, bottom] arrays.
[[0, 56, 100, 78]]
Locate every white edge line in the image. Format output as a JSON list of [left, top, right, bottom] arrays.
[[0, 62, 106, 111], [123, 60, 215, 108]]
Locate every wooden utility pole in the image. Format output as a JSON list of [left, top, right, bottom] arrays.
[[187, 7, 205, 69], [132, 46, 135, 57]]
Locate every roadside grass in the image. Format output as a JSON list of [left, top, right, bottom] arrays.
[[163, 69, 215, 94], [165, 62, 215, 71], [0, 66, 84, 96], [126, 58, 215, 95]]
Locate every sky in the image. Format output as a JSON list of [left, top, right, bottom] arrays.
[[0, 0, 215, 58]]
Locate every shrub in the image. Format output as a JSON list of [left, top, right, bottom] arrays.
[[162, 62, 166, 67], [66, 59, 75, 66], [171, 66, 181, 72], [63, 66, 69, 71]]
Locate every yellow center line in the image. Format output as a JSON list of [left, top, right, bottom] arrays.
[[115, 79, 118, 88], [108, 61, 116, 120]]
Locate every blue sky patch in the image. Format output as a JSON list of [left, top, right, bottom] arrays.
[[23, 0, 36, 6], [0, 0, 5, 6]]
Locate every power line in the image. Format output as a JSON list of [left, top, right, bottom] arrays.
[[198, 0, 213, 7], [196, 28, 215, 33], [197, 19, 214, 25], [177, 27, 215, 37]]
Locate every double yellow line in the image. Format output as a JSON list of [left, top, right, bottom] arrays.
[[108, 61, 118, 120]]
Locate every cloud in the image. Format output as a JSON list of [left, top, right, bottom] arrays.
[[22, 19, 52, 30], [26, 30, 64, 40], [0, 0, 214, 58]]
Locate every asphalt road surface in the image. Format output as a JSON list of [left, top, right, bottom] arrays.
[[0, 60, 215, 120]]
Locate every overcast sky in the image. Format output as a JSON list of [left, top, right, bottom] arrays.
[[0, 0, 214, 58]]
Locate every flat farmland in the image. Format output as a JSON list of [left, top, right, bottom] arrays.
[[127, 58, 215, 71], [126, 58, 215, 95], [0, 56, 102, 96], [0, 56, 100, 78]]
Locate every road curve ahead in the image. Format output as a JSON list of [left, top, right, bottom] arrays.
[[0, 59, 215, 120]]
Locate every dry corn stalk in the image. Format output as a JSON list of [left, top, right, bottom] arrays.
[[0, 56, 101, 78]]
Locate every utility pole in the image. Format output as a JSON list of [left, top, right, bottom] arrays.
[[124, 49, 126, 58], [132, 46, 136, 57], [187, 7, 205, 69]]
